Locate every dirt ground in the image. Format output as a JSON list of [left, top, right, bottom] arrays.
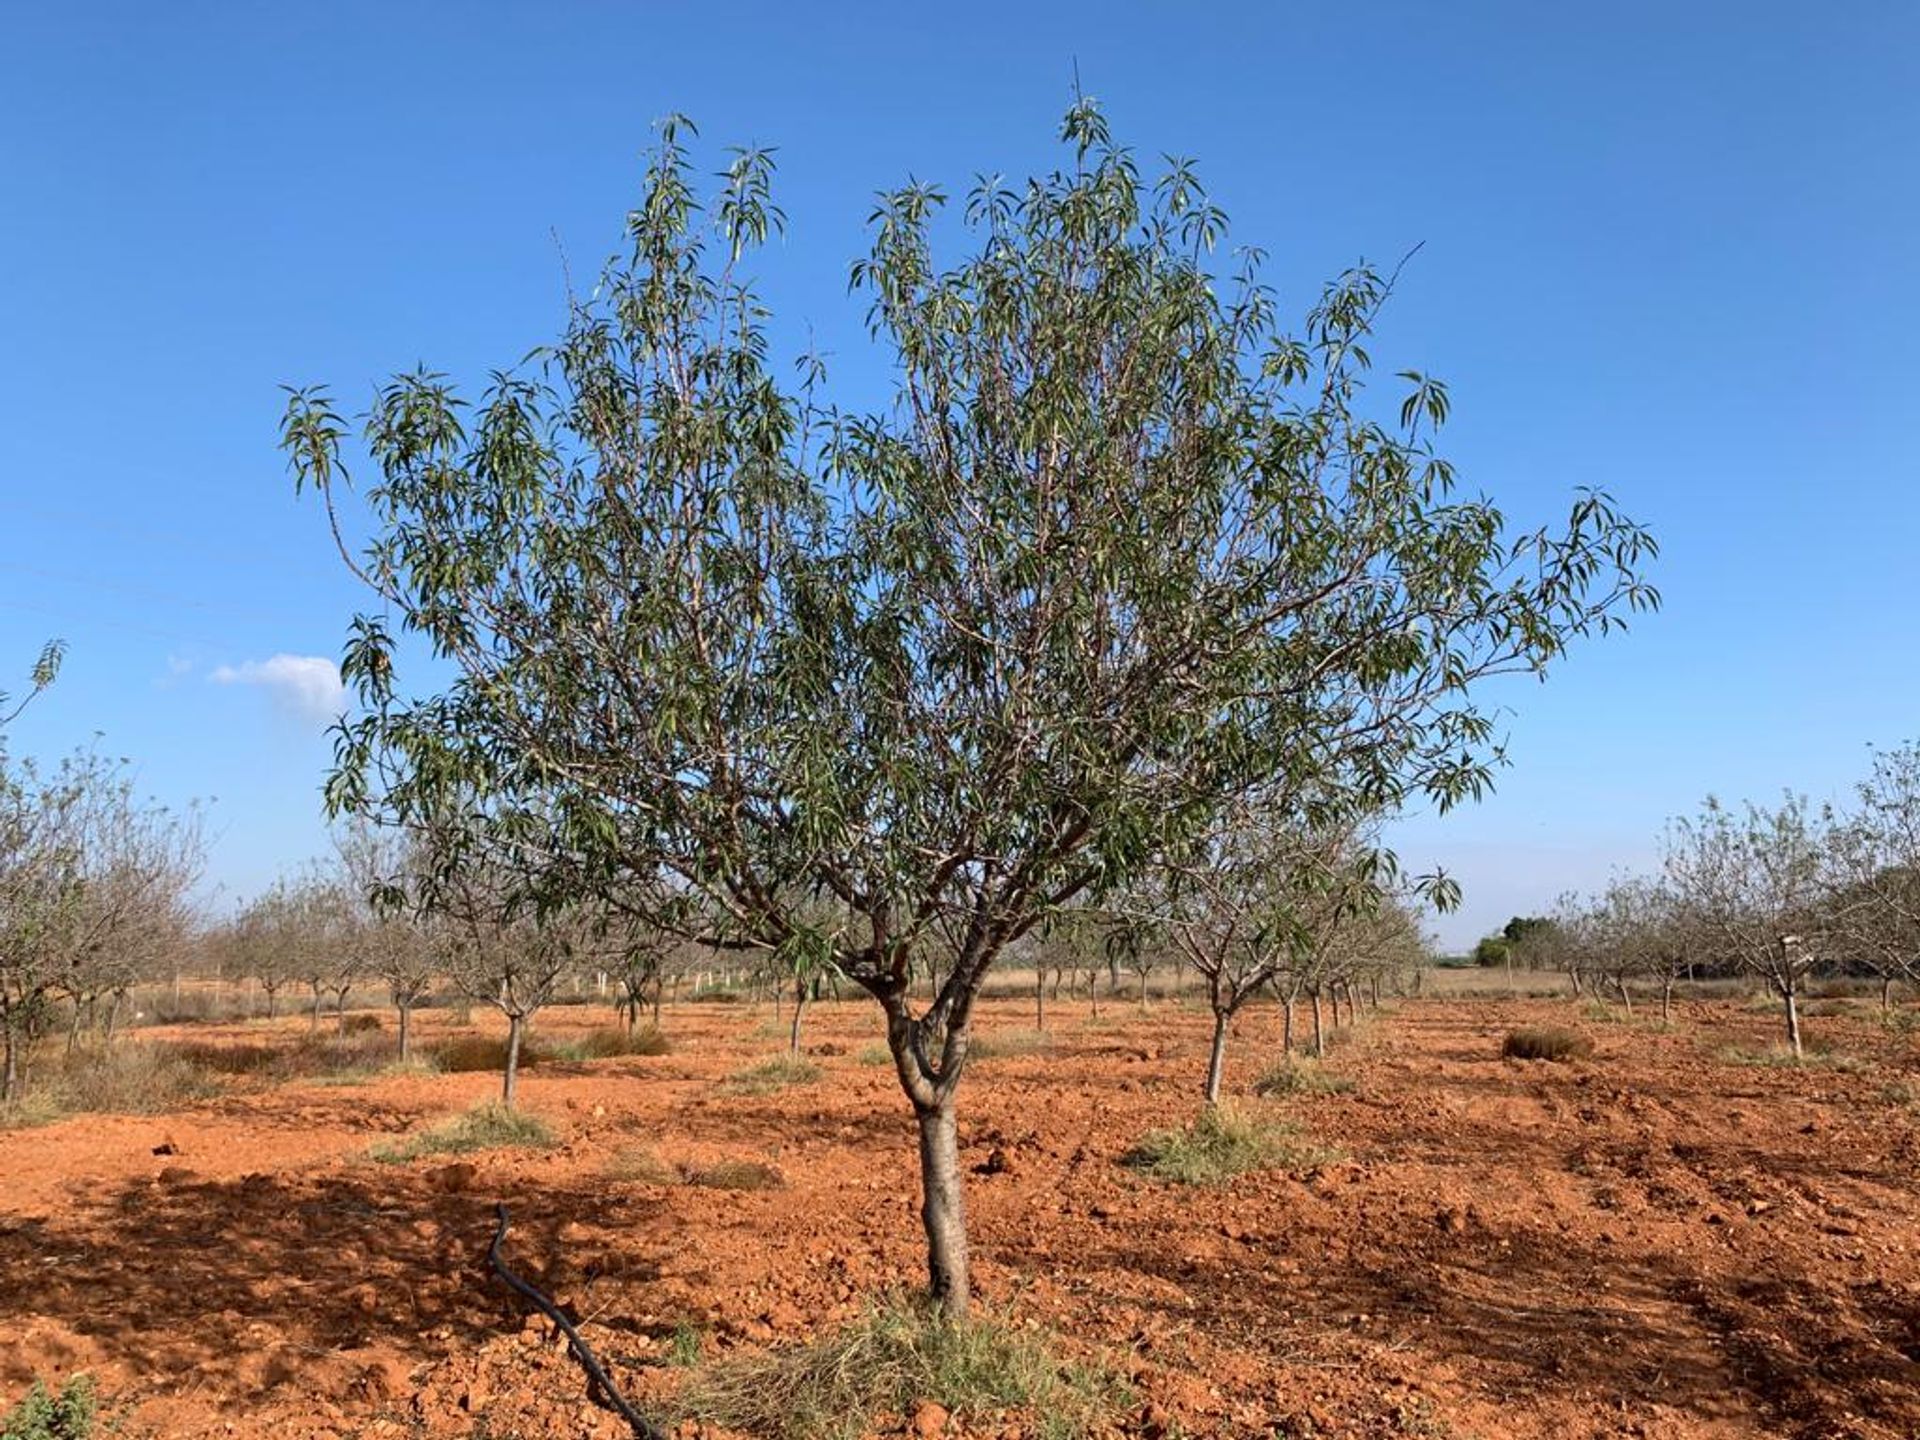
[[3, 992, 1918, 1440]]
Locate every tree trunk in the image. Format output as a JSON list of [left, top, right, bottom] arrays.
[[503, 1013, 525, 1108], [1568, 967, 1583, 998], [1034, 967, 1045, 1031], [1281, 994, 1294, 1056], [1088, 975, 1100, 1019], [652, 979, 663, 1027], [1615, 977, 1633, 1017], [1202, 1007, 1230, 1106], [915, 1097, 971, 1316], [1138, 971, 1149, 1010], [2, 1019, 18, 1104], [104, 993, 123, 1047], [309, 984, 322, 1034], [1882, 975, 1894, 1018], [1660, 978, 1673, 1024], [265, 986, 279, 1021], [788, 978, 806, 1053], [1783, 985, 1803, 1059], [1311, 990, 1325, 1058], [397, 1001, 413, 1063]]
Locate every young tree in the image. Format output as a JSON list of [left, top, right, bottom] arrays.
[[284, 104, 1655, 1312]]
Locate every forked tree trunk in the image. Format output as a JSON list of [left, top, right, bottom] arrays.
[[1568, 967, 1583, 998], [1615, 977, 1633, 1017], [1202, 1008, 1230, 1106], [502, 1013, 525, 1108], [916, 1095, 970, 1315]]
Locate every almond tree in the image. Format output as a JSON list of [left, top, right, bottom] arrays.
[[0, 746, 202, 1099], [284, 102, 1655, 1313], [1825, 742, 1920, 1014], [0, 642, 62, 730], [1665, 795, 1831, 1056]]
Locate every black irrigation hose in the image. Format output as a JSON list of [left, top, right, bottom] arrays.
[[488, 1201, 666, 1440]]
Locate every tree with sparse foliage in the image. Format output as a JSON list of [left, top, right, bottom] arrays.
[[283, 101, 1655, 1313]]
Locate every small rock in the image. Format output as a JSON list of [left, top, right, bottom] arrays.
[[151, 1140, 180, 1157], [911, 1399, 950, 1438]]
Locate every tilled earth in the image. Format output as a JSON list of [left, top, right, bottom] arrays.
[[3, 994, 1918, 1439]]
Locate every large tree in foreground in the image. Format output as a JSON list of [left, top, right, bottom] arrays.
[[283, 103, 1656, 1313]]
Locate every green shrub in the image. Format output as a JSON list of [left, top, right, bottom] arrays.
[[1501, 1027, 1593, 1062], [1123, 1105, 1333, 1185], [725, 1054, 821, 1094], [372, 1102, 554, 1163], [1252, 1061, 1354, 1097], [2, 1375, 95, 1440], [341, 1012, 385, 1034], [667, 1319, 704, 1368], [607, 1145, 680, 1185], [854, 1043, 893, 1067], [676, 1297, 1125, 1440]]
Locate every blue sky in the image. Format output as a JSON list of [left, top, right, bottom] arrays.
[[3, 3, 1915, 947]]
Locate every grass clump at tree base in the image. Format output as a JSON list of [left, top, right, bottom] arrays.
[[675, 1295, 1127, 1440], [1123, 1104, 1335, 1185], [371, 1101, 554, 1163]]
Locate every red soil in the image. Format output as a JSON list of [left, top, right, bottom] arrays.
[[3, 996, 1917, 1439]]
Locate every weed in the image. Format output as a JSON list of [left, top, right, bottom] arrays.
[[1717, 1043, 1868, 1072], [1252, 1061, 1354, 1097], [667, 1320, 703, 1368], [1123, 1105, 1335, 1185], [608, 1145, 681, 1185], [1501, 1027, 1593, 1062], [372, 1102, 554, 1163], [685, 1159, 785, 1191], [1, 1374, 95, 1440], [341, 1013, 385, 1034], [854, 1044, 893, 1067], [725, 1054, 821, 1094], [545, 1026, 670, 1061], [967, 1029, 1053, 1062], [676, 1296, 1126, 1440]]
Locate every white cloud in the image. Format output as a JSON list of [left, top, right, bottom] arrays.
[[210, 654, 347, 724]]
